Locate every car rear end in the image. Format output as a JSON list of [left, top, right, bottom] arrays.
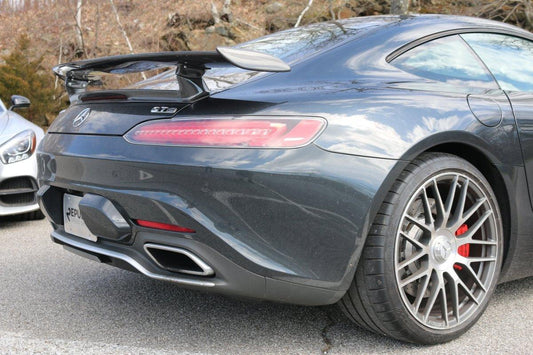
[[37, 18, 398, 305], [37, 89, 372, 305]]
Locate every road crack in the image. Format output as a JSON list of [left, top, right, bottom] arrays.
[[321, 311, 337, 354]]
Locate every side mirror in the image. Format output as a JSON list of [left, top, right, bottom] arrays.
[[9, 95, 31, 110]]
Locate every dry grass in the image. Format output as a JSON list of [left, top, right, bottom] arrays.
[[0, 0, 530, 71]]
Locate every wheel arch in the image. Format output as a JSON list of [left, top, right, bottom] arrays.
[[364, 137, 513, 281], [425, 142, 512, 273]]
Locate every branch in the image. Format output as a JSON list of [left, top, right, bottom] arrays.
[[54, 5, 62, 91], [93, 2, 100, 57], [525, 0, 533, 28], [295, 0, 314, 28], [109, 0, 134, 53], [503, 3, 521, 22], [109, 0, 145, 79], [211, 1, 221, 24], [328, 0, 335, 20], [235, 18, 261, 31], [54, 37, 63, 91], [73, 0, 85, 56]]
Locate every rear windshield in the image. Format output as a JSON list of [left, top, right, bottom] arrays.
[[133, 16, 398, 92], [235, 17, 395, 64]]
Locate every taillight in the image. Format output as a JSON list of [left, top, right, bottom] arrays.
[[124, 117, 325, 148], [136, 219, 195, 233]]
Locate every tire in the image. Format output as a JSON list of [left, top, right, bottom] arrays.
[[339, 153, 503, 344]]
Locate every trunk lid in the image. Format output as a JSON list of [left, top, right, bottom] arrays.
[[49, 48, 290, 135], [47, 91, 192, 135]]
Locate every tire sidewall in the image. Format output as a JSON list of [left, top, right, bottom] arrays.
[[382, 154, 504, 344]]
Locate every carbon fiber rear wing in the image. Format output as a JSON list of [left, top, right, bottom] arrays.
[[53, 46, 291, 101]]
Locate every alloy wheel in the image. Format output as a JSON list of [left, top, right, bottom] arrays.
[[395, 172, 499, 329]]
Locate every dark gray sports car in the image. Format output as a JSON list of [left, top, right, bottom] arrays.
[[38, 14, 533, 344]]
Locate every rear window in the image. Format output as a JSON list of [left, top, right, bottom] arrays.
[[204, 17, 397, 91], [134, 17, 398, 92], [235, 17, 394, 64]]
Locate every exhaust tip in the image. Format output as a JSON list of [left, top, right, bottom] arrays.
[[143, 243, 214, 276]]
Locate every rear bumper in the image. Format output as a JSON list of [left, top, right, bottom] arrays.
[[38, 134, 396, 305], [50, 227, 345, 305]]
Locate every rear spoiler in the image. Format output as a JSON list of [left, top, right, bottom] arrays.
[[53, 46, 291, 101]]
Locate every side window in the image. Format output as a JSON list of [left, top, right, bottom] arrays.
[[391, 35, 497, 88], [462, 33, 533, 92]]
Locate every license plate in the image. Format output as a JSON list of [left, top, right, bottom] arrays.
[[63, 194, 97, 242]]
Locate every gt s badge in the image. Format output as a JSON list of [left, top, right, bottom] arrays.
[[151, 106, 178, 114], [73, 108, 91, 127]]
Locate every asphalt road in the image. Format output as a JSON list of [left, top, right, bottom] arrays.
[[0, 218, 531, 354]]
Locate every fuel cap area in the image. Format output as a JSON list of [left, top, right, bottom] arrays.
[[467, 94, 503, 127]]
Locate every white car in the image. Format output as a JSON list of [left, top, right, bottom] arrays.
[[0, 95, 44, 218]]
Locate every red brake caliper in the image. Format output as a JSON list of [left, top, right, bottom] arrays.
[[454, 224, 470, 270]]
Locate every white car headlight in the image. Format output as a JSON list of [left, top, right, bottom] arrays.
[[0, 129, 36, 164]]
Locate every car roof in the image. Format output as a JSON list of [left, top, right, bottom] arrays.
[[332, 14, 532, 40], [289, 14, 533, 72], [218, 15, 533, 93], [241, 15, 533, 71]]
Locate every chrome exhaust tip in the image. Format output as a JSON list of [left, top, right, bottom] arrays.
[[143, 243, 214, 276]]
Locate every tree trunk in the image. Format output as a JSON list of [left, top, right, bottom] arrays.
[[74, 0, 85, 56], [211, 1, 221, 24], [295, 0, 314, 27], [391, 0, 409, 15], [93, 2, 100, 57], [109, 0, 145, 79]]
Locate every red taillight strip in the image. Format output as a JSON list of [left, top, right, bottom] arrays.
[[124, 116, 326, 148], [136, 219, 195, 233]]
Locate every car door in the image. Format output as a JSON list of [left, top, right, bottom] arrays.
[[462, 33, 533, 206]]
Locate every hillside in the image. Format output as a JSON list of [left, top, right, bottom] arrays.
[[0, 0, 531, 125]]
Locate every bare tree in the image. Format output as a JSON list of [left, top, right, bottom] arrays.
[[211, 1, 221, 24], [54, 2, 63, 91], [477, 0, 533, 31], [109, 0, 145, 79], [109, 0, 134, 54], [391, 0, 409, 15], [74, 0, 85, 56], [93, 2, 100, 57], [295, 0, 314, 27], [328, 0, 336, 20]]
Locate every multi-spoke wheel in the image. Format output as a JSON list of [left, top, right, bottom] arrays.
[[338, 153, 503, 344]]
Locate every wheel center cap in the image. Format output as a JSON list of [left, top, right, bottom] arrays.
[[432, 237, 454, 263]]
